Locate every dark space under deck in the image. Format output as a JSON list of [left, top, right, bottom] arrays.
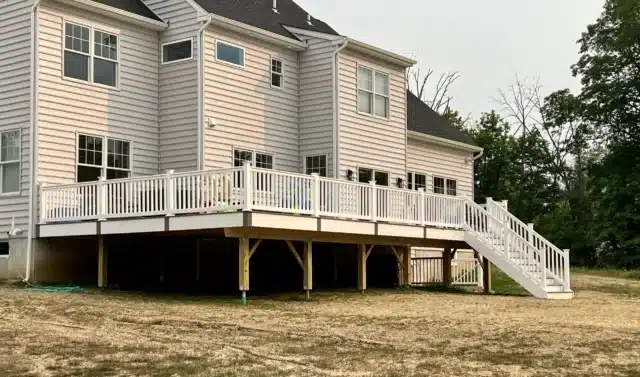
[[105, 234, 400, 295]]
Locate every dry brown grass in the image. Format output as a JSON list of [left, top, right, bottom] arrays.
[[1, 272, 639, 377]]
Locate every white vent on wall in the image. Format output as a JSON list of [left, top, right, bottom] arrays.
[[272, 0, 279, 13]]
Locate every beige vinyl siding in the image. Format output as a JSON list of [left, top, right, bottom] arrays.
[[144, 0, 199, 172], [298, 36, 335, 176], [37, 1, 160, 185], [0, 0, 32, 234], [337, 49, 407, 184], [406, 138, 474, 196], [203, 26, 299, 172]]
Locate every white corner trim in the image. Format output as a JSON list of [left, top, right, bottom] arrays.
[[407, 131, 483, 153], [333, 37, 416, 68], [54, 0, 168, 30], [199, 13, 308, 51], [282, 26, 344, 41]]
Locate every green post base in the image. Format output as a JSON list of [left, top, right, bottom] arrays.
[[241, 291, 247, 305]]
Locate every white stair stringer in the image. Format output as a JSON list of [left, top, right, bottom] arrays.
[[463, 198, 574, 300]]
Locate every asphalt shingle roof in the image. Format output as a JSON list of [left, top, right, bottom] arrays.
[[407, 90, 477, 146], [193, 0, 339, 40], [91, 0, 163, 21]]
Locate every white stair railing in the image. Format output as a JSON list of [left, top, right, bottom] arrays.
[[464, 198, 547, 287], [485, 198, 570, 290]]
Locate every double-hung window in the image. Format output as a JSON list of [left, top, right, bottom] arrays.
[[271, 58, 283, 88], [358, 168, 389, 186], [233, 149, 274, 169], [305, 155, 327, 177], [407, 172, 426, 191], [64, 22, 118, 88], [216, 40, 244, 67], [433, 176, 457, 196], [358, 66, 389, 118], [0, 130, 20, 194], [77, 134, 131, 182]]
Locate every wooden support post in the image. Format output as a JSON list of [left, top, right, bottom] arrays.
[[402, 246, 411, 288], [442, 247, 452, 287], [303, 241, 313, 300], [483, 256, 492, 294], [97, 235, 108, 288], [239, 237, 250, 304], [357, 244, 367, 292]]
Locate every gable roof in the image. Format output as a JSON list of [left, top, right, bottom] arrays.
[[192, 0, 339, 40], [407, 90, 477, 147], [90, 0, 163, 21]]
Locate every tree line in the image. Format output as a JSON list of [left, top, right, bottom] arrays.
[[411, 0, 639, 269]]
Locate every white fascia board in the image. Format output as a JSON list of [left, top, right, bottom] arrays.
[[197, 13, 308, 51], [55, 0, 168, 30], [183, 0, 208, 17], [332, 37, 416, 68], [283, 25, 344, 41], [407, 131, 484, 153]]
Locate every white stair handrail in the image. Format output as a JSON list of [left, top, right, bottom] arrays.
[[486, 198, 570, 290]]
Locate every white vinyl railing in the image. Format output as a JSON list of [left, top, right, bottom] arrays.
[[452, 258, 483, 286], [485, 198, 570, 290], [40, 164, 466, 227], [411, 256, 482, 286]]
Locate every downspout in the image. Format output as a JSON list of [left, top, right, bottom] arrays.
[[25, 0, 43, 282], [332, 38, 348, 178], [197, 15, 213, 171]]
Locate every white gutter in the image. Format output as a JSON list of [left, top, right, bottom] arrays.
[[331, 37, 416, 68], [196, 16, 213, 171], [26, 0, 43, 282], [407, 131, 483, 153], [473, 149, 484, 161], [332, 39, 349, 178]]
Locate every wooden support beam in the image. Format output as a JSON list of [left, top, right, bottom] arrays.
[[401, 246, 411, 287], [357, 244, 367, 292], [303, 241, 313, 297], [239, 237, 250, 292], [483, 257, 492, 294], [366, 245, 374, 259], [285, 240, 303, 269], [97, 235, 108, 288], [249, 239, 262, 259], [442, 247, 452, 287]]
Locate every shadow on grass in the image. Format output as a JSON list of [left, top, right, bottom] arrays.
[[573, 267, 640, 281]]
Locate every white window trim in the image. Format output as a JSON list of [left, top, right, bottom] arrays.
[[161, 37, 194, 65], [61, 19, 121, 91], [215, 39, 246, 69], [407, 171, 427, 191], [270, 56, 284, 89], [433, 176, 458, 196], [75, 132, 133, 182], [356, 166, 390, 186], [303, 154, 328, 176], [0, 129, 21, 196], [356, 64, 390, 120], [232, 148, 275, 169]]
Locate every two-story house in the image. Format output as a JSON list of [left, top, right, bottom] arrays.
[[0, 0, 572, 299]]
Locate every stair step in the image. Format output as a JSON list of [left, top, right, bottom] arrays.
[[545, 284, 566, 293], [546, 291, 574, 300]]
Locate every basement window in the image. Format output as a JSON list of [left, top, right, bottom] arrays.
[[271, 58, 283, 88], [0, 242, 8, 256], [216, 40, 245, 67], [162, 38, 193, 64]]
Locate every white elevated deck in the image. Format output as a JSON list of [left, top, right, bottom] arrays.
[[38, 164, 573, 299]]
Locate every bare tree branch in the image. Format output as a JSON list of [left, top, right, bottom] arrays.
[[407, 68, 460, 115]]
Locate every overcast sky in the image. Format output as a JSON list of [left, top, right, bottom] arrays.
[[296, 0, 605, 120]]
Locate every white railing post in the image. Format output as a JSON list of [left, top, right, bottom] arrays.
[[165, 170, 175, 216], [39, 183, 48, 223], [311, 173, 320, 217], [418, 188, 426, 226], [563, 249, 571, 290], [243, 162, 252, 211], [98, 176, 107, 220], [369, 180, 377, 222], [541, 242, 547, 284]]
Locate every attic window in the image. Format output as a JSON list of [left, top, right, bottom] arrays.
[[271, 58, 283, 88], [358, 66, 389, 119]]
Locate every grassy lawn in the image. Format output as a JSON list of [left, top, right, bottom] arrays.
[[1, 273, 639, 377]]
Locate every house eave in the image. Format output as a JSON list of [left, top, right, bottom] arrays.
[[407, 131, 483, 153], [54, 0, 168, 30], [333, 37, 416, 68], [198, 13, 308, 51], [283, 25, 343, 41]]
